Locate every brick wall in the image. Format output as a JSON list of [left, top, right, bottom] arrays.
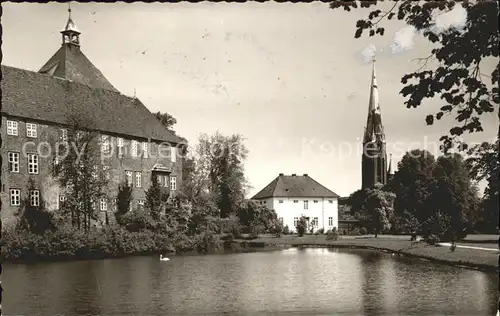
[[1, 115, 183, 227]]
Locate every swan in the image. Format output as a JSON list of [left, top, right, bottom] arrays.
[[160, 254, 170, 261]]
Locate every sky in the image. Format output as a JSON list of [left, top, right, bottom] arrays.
[[2, 2, 498, 197]]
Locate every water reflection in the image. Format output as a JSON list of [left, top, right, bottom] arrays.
[[3, 248, 497, 316]]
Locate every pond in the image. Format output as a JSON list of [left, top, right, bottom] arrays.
[[2, 248, 498, 315]]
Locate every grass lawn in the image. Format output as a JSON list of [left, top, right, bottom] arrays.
[[235, 234, 498, 273]]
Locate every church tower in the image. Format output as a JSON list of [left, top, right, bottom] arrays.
[[361, 59, 389, 189]]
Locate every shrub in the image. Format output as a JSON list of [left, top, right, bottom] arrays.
[[359, 227, 368, 235], [326, 227, 340, 241], [270, 220, 284, 237], [348, 228, 361, 236], [283, 225, 290, 235], [296, 217, 307, 237], [425, 234, 440, 245], [317, 228, 325, 235]]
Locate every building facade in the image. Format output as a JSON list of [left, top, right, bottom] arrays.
[[1, 12, 185, 226], [252, 173, 340, 232], [361, 59, 394, 189]]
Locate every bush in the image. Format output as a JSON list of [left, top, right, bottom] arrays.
[[348, 228, 361, 236], [325, 227, 340, 241], [283, 225, 290, 235], [270, 220, 284, 237], [425, 234, 440, 245], [359, 227, 368, 235], [296, 217, 307, 237]]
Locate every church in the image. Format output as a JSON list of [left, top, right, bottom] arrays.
[[361, 59, 394, 189], [1, 9, 185, 226]]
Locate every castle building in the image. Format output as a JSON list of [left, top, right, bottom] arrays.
[[361, 59, 393, 189], [1, 9, 185, 226]]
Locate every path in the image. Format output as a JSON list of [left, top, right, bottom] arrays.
[[438, 242, 499, 252]]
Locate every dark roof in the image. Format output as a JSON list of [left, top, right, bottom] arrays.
[[1, 65, 183, 143], [252, 174, 340, 199], [39, 44, 118, 92]]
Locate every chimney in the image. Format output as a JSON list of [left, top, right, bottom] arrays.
[[292, 173, 296, 176], [279, 173, 284, 176], [303, 174, 308, 177]]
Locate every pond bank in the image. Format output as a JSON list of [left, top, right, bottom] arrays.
[[233, 235, 499, 273]]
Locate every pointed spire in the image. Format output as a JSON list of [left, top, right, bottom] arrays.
[[363, 57, 385, 143], [61, 2, 81, 46]]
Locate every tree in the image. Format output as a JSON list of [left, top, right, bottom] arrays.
[[16, 178, 56, 235], [196, 132, 249, 218], [426, 154, 479, 239], [155, 111, 178, 133], [237, 200, 278, 234], [386, 150, 437, 224], [364, 184, 396, 237], [296, 216, 308, 237], [52, 116, 109, 232], [330, 1, 499, 152], [145, 176, 170, 221], [466, 140, 499, 233], [115, 182, 133, 224]]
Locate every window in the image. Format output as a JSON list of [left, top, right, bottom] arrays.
[[126, 171, 133, 187], [135, 172, 142, 188], [8, 152, 19, 173], [279, 200, 284, 203], [171, 146, 177, 163], [293, 200, 298, 203], [101, 135, 110, 154], [328, 217, 333, 226], [28, 154, 39, 174], [10, 189, 21, 206], [7, 120, 18, 136], [112, 199, 117, 212], [304, 200, 308, 210], [60, 129, 68, 142], [312, 217, 318, 227], [117, 138, 124, 156], [170, 176, 177, 191], [100, 198, 108, 211], [26, 123, 37, 138], [293, 217, 299, 227], [161, 175, 169, 187], [30, 190, 40, 207], [142, 142, 148, 158], [131, 140, 138, 157], [138, 199, 145, 206], [313, 200, 318, 203]]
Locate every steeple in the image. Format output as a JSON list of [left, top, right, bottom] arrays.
[[363, 58, 385, 144], [61, 3, 81, 46], [361, 58, 388, 189]]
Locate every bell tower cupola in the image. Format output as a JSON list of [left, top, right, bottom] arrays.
[[61, 4, 81, 47]]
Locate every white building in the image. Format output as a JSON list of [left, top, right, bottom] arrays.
[[251, 173, 339, 232]]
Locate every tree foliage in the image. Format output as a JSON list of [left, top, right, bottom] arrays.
[[52, 116, 109, 232], [16, 178, 56, 235], [237, 200, 278, 234], [364, 184, 396, 237], [155, 111, 178, 133], [195, 132, 249, 218], [330, 1, 499, 151], [145, 176, 170, 221], [116, 182, 133, 223], [296, 216, 308, 237]]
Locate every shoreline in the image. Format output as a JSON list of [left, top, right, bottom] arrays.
[[232, 235, 499, 274]]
